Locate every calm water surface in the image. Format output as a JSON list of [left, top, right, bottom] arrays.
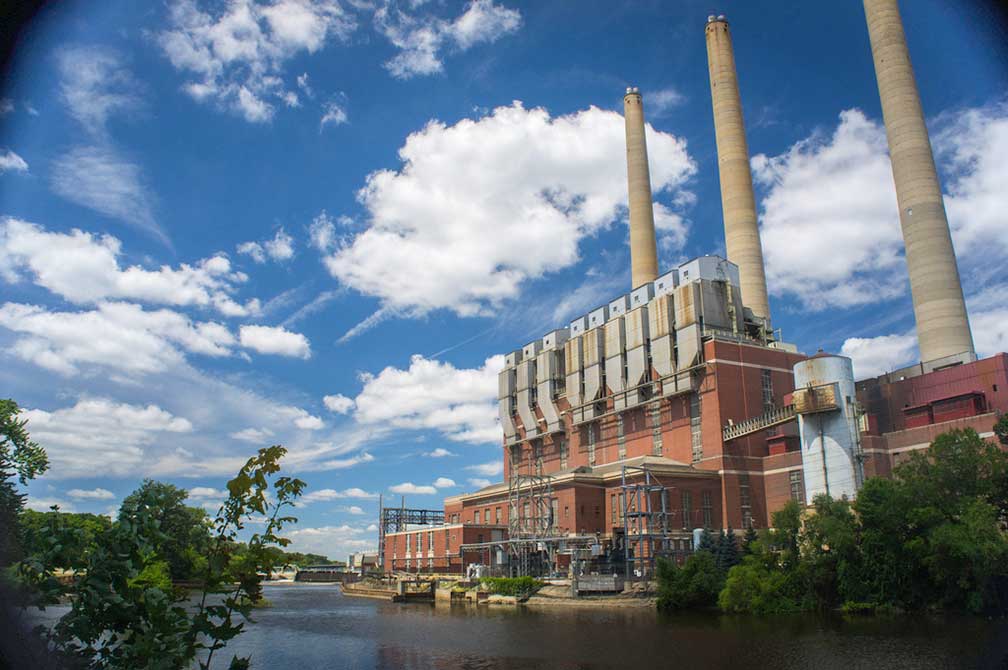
[[207, 584, 1008, 670], [27, 583, 1008, 669]]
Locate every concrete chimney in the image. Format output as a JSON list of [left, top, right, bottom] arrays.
[[863, 0, 975, 363], [623, 87, 659, 290], [705, 15, 771, 322]]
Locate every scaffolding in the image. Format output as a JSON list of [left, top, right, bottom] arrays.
[[377, 495, 445, 573], [506, 445, 556, 576], [620, 463, 674, 581]]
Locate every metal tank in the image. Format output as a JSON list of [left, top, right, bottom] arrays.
[[793, 354, 864, 503]]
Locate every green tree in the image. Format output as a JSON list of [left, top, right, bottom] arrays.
[[656, 551, 724, 611], [696, 527, 716, 553], [119, 480, 212, 581], [799, 495, 859, 610], [716, 527, 740, 572], [0, 399, 49, 566], [742, 525, 758, 555], [18, 445, 305, 669], [19, 509, 112, 567], [993, 413, 1008, 447]]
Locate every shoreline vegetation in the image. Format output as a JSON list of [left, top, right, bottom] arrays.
[[657, 423, 1008, 618]]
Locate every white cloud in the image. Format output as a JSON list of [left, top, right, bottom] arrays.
[[0, 149, 28, 173], [229, 427, 275, 443], [67, 487, 116, 500], [299, 487, 379, 504], [467, 477, 491, 489], [353, 354, 503, 443], [323, 102, 695, 317], [50, 146, 167, 245], [320, 100, 348, 130], [377, 0, 521, 79], [323, 394, 354, 414], [285, 523, 374, 559], [26, 498, 76, 513], [237, 228, 295, 263], [346, 505, 365, 515], [187, 487, 226, 499], [57, 46, 141, 136], [425, 447, 453, 458], [158, 0, 355, 123], [840, 333, 918, 379], [0, 301, 237, 376], [966, 283, 1008, 359], [753, 109, 905, 310], [647, 87, 685, 117], [0, 219, 258, 317], [465, 460, 502, 477], [308, 210, 338, 252], [753, 103, 1008, 313], [239, 324, 311, 358], [20, 398, 193, 478], [389, 481, 437, 495], [433, 477, 455, 488], [934, 102, 1008, 258]]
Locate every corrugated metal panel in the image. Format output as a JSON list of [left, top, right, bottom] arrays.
[[564, 336, 583, 373], [648, 294, 673, 338], [516, 360, 535, 391], [583, 328, 605, 366], [605, 316, 626, 354], [498, 369, 515, 400], [674, 283, 697, 328], [536, 350, 556, 385], [793, 383, 839, 414], [624, 306, 649, 350]]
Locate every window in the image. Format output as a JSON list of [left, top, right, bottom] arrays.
[[428, 531, 434, 551], [650, 402, 663, 456], [690, 394, 703, 462], [611, 494, 617, 525], [702, 490, 712, 528], [406, 533, 411, 552], [495, 506, 502, 525], [444, 529, 450, 552], [559, 439, 568, 469], [587, 422, 597, 466], [451, 513, 458, 524], [416, 532, 422, 553], [564, 505, 569, 520], [739, 474, 752, 529], [428, 557, 434, 570], [473, 511, 479, 524], [681, 491, 692, 530], [790, 470, 804, 502], [761, 369, 774, 413], [550, 498, 558, 527], [483, 509, 489, 524]]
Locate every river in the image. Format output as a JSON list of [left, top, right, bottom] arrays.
[[24, 583, 1008, 669]]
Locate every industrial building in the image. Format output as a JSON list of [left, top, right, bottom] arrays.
[[379, 2, 1007, 577]]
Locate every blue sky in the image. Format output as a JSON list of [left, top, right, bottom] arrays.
[[1, 0, 1006, 558]]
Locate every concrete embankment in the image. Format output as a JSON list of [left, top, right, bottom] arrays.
[[524, 584, 655, 609]]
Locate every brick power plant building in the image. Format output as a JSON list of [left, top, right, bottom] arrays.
[[379, 1, 1008, 577]]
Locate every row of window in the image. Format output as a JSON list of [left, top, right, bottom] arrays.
[[610, 489, 714, 529]]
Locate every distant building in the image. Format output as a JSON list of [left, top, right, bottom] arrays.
[[348, 551, 379, 575]]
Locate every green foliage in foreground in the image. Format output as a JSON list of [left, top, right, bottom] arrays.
[[660, 427, 1008, 616], [480, 576, 544, 597], [0, 398, 49, 566], [11, 445, 306, 669]]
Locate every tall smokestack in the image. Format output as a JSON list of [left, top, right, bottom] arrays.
[[623, 87, 659, 290], [705, 15, 771, 322], [863, 0, 974, 363]]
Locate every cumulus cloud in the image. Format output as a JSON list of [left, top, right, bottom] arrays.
[[353, 354, 503, 443], [285, 523, 374, 558], [0, 219, 259, 317], [67, 487, 116, 500], [467, 477, 491, 489], [322, 102, 695, 318], [237, 228, 295, 263], [425, 447, 453, 458], [229, 427, 275, 443], [753, 109, 905, 310], [0, 301, 237, 376], [376, 0, 520, 79], [308, 210, 339, 252], [433, 477, 455, 488], [20, 398, 193, 478], [840, 332, 919, 379], [323, 393, 354, 414], [239, 324, 311, 358], [346, 505, 365, 515], [320, 100, 348, 130], [754, 103, 1008, 313], [966, 283, 1008, 359], [50, 146, 167, 245], [466, 460, 502, 476], [647, 87, 685, 117], [0, 149, 28, 173], [299, 487, 379, 504], [158, 0, 355, 122], [187, 487, 227, 499], [389, 481, 437, 495]]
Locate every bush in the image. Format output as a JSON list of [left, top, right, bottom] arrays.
[[480, 576, 544, 597], [718, 562, 801, 615], [656, 552, 723, 611]]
